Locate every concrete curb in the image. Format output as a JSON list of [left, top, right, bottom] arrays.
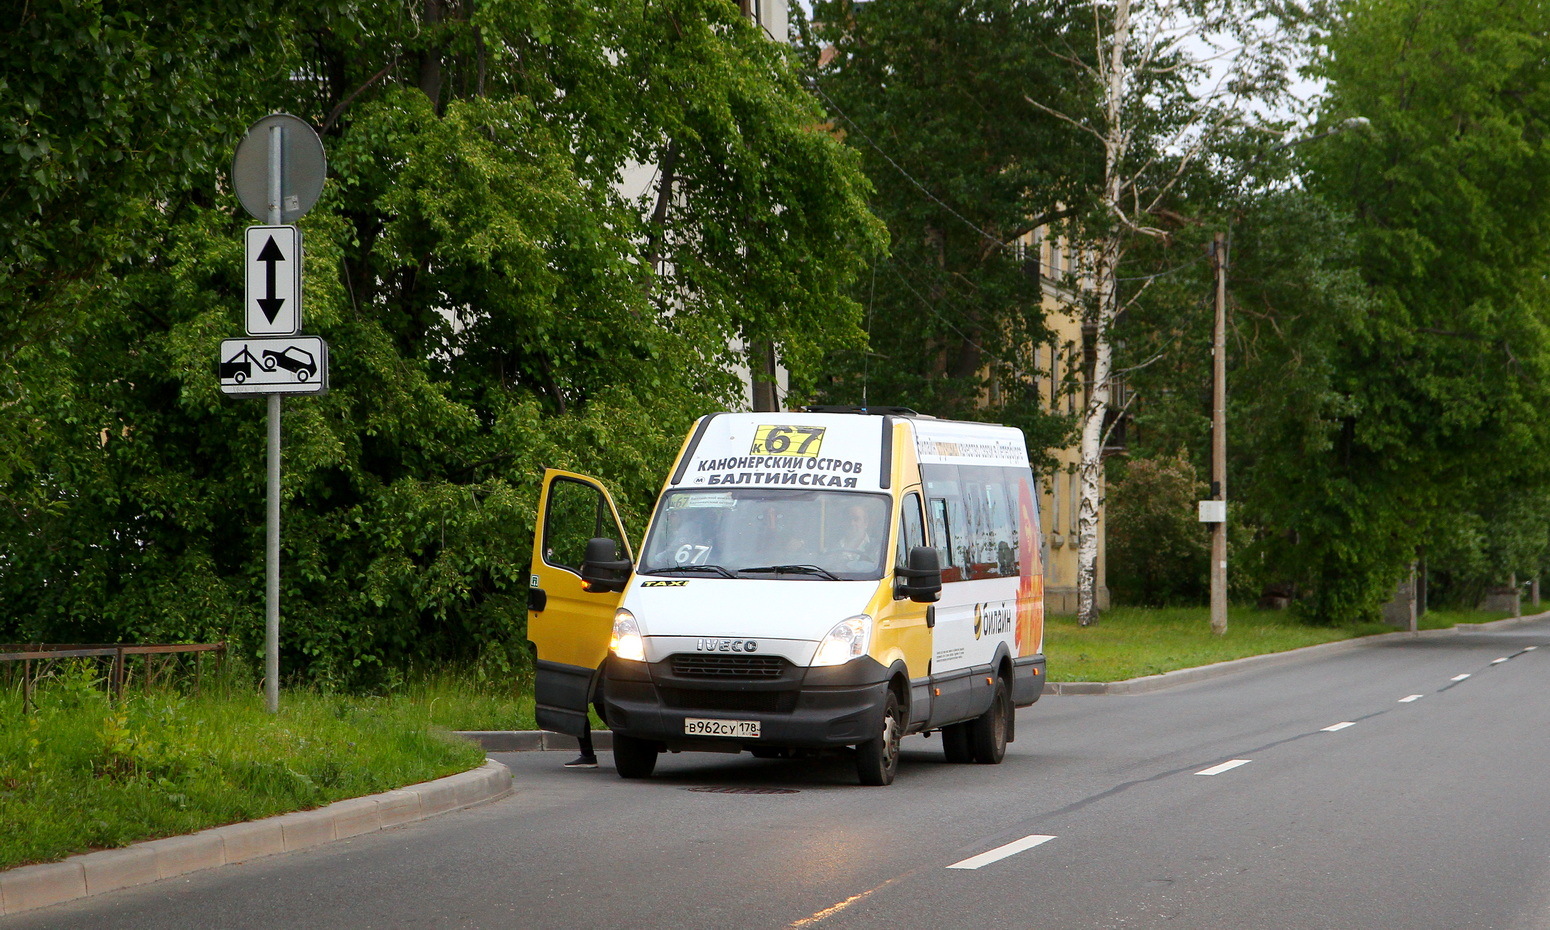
[[1044, 611, 1550, 696], [0, 759, 511, 919], [454, 730, 614, 752]]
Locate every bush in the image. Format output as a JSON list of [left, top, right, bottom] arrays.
[[1107, 454, 1211, 606]]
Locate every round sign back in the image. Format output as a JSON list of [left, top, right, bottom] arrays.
[[232, 114, 327, 223]]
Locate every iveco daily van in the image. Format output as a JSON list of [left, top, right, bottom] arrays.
[[527, 407, 1046, 785]]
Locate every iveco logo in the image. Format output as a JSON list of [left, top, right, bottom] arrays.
[[696, 639, 759, 653]]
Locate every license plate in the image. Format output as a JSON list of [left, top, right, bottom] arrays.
[[684, 717, 760, 738]]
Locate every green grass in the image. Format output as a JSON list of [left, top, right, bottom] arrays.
[[396, 666, 539, 732], [1045, 605, 1521, 683], [0, 664, 487, 870]]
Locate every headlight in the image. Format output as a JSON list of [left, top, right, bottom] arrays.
[[812, 615, 871, 667], [610, 608, 646, 662]]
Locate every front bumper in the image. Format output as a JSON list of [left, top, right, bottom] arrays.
[[602, 653, 890, 750]]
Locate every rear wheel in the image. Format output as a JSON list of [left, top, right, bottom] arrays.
[[968, 678, 1010, 765], [612, 733, 659, 779], [856, 690, 904, 786]]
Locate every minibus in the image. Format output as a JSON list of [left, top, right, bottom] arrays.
[[527, 407, 1046, 785]]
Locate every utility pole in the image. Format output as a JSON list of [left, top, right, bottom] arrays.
[[1210, 232, 1228, 635]]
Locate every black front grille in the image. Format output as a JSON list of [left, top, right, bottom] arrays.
[[670, 653, 787, 680], [659, 687, 797, 714]]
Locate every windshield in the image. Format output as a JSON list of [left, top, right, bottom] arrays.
[[639, 489, 891, 580]]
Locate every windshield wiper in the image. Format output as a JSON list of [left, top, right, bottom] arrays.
[[740, 564, 839, 580], [642, 564, 737, 578]]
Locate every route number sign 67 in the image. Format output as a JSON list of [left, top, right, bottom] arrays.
[[750, 425, 826, 456]]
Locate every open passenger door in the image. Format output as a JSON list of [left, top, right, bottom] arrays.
[[528, 469, 634, 737]]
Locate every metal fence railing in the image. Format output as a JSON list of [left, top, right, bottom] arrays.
[[1, 643, 227, 713]]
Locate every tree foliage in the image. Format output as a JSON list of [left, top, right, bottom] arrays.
[[1106, 454, 1210, 606], [0, 0, 882, 684], [798, 0, 1092, 452], [1283, 0, 1550, 621], [1106, 0, 1550, 624]]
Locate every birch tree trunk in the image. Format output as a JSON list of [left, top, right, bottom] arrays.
[[1076, 0, 1131, 627]]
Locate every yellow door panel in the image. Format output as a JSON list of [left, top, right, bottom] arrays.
[[528, 469, 633, 735]]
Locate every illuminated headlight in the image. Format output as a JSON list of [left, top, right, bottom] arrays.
[[610, 609, 646, 662], [812, 615, 871, 667]]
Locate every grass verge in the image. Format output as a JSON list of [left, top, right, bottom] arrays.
[[395, 666, 539, 732], [1045, 605, 1521, 683], [0, 663, 486, 871]]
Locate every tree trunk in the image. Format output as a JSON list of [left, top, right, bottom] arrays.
[[1077, 234, 1121, 626], [1076, 0, 1131, 627], [751, 339, 780, 411]]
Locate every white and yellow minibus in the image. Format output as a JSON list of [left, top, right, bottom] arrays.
[[527, 407, 1046, 785]]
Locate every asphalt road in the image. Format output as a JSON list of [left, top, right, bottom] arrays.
[[8, 619, 1550, 929]]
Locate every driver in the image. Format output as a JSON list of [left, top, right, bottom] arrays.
[[834, 502, 876, 553]]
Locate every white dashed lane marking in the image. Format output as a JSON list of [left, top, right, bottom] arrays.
[[1451, 674, 1471, 682], [1322, 722, 1356, 732], [1399, 694, 1424, 703], [946, 835, 1057, 870], [1195, 759, 1252, 776]]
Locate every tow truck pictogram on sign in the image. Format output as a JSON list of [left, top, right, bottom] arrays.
[[218, 337, 328, 395]]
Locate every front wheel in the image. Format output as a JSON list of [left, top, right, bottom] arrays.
[[612, 733, 659, 779], [856, 690, 904, 786], [968, 678, 1010, 765], [941, 721, 973, 763]]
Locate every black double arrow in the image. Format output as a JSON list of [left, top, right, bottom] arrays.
[[256, 236, 286, 323]]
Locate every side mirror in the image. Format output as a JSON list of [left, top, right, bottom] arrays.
[[896, 545, 942, 603], [581, 537, 632, 593]]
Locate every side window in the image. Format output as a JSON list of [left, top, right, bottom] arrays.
[[929, 498, 954, 567], [543, 478, 621, 572], [895, 492, 927, 567]]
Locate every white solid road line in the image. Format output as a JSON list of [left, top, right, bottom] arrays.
[[1399, 694, 1423, 703], [947, 835, 1057, 870], [1195, 759, 1252, 776], [1322, 722, 1356, 732], [1451, 674, 1471, 682]]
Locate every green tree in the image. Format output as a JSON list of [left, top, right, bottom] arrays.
[[798, 0, 1092, 452], [0, 0, 882, 684], [1284, 0, 1550, 622], [1106, 454, 1210, 606]]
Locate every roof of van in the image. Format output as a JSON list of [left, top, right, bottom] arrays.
[[669, 411, 1028, 491]]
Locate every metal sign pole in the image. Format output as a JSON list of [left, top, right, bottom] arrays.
[[265, 124, 283, 713], [229, 113, 327, 710]]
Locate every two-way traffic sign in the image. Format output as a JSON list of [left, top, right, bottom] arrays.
[[246, 225, 301, 335]]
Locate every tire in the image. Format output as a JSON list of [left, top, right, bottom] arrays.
[[968, 678, 1010, 765], [941, 722, 973, 763], [612, 733, 659, 779], [856, 690, 904, 786]]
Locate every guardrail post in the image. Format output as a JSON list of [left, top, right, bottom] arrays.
[[23, 658, 32, 715]]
